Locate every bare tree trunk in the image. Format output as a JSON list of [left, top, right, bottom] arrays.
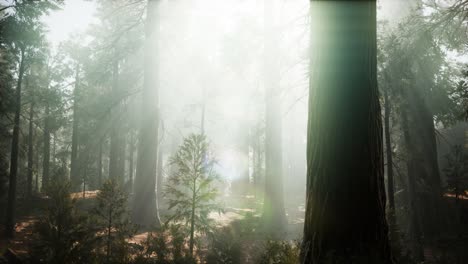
[[407, 86, 443, 239], [98, 141, 103, 188], [201, 86, 206, 135], [42, 102, 50, 191], [401, 108, 424, 261], [189, 179, 196, 256], [132, 0, 161, 227], [128, 132, 134, 192], [35, 135, 40, 193], [6, 48, 25, 238], [27, 91, 34, 200], [109, 59, 123, 184], [262, 0, 286, 234], [156, 148, 163, 200], [301, 1, 391, 262], [70, 64, 80, 190], [384, 89, 395, 219]]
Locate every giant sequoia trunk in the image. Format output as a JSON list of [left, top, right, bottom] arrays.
[[301, 1, 391, 262], [5, 48, 25, 238], [262, 0, 286, 233], [132, 0, 161, 227]]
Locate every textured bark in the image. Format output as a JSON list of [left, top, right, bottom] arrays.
[[301, 1, 391, 262], [70, 65, 80, 190], [6, 48, 25, 238], [132, 0, 161, 227], [262, 0, 286, 233]]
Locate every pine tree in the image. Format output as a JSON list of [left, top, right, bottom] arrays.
[[165, 134, 222, 256], [93, 179, 137, 263]]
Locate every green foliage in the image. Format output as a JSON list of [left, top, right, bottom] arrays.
[[136, 224, 197, 264], [257, 240, 300, 264], [31, 181, 96, 264], [165, 134, 223, 254], [206, 226, 242, 264], [451, 66, 468, 121], [93, 179, 137, 263], [443, 145, 468, 200]]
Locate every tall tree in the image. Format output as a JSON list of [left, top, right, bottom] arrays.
[[132, 0, 161, 227], [165, 134, 221, 257], [301, 1, 391, 262], [42, 90, 51, 190], [5, 46, 25, 238], [108, 58, 124, 184], [401, 107, 424, 261], [383, 86, 395, 221], [26, 75, 34, 200], [262, 0, 286, 233], [70, 63, 81, 190]]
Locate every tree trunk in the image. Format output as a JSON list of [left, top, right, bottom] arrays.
[[189, 179, 196, 256], [301, 1, 391, 262], [401, 108, 425, 261], [156, 148, 163, 200], [407, 86, 443, 239], [98, 141, 103, 188], [70, 64, 80, 190], [107, 207, 112, 263], [82, 166, 86, 199], [35, 136, 40, 193], [128, 132, 134, 192], [42, 102, 50, 191], [109, 58, 124, 185], [201, 86, 206, 135], [253, 127, 263, 199], [109, 60, 121, 184], [27, 94, 34, 200], [132, 0, 161, 227], [5, 48, 25, 238], [262, 0, 286, 234], [384, 89, 395, 219]]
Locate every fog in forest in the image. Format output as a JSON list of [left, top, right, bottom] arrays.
[[1, 0, 468, 263]]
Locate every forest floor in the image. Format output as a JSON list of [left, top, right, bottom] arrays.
[[0, 192, 306, 262], [2, 192, 468, 263]]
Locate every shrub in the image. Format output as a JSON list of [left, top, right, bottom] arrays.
[[257, 240, 300, 264], [31, 181, 96, 264]]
